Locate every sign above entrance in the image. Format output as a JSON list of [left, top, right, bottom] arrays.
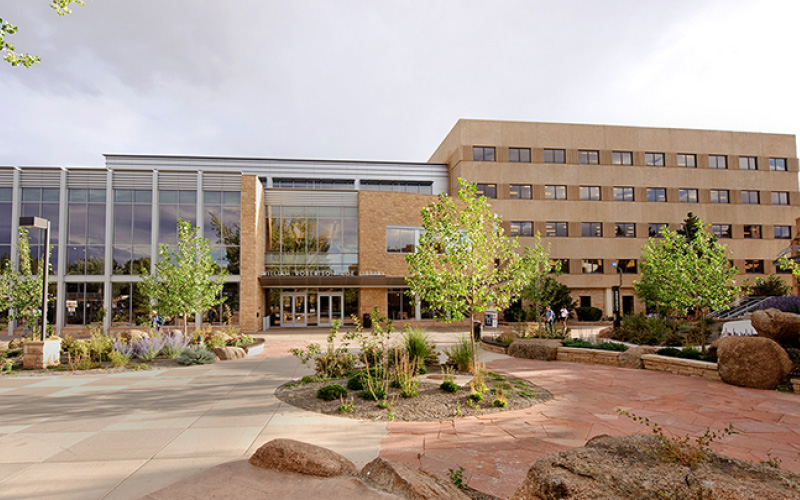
[[264, 269, 385, 277]]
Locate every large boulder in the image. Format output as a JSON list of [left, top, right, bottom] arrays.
[[750, 308, 800, 347], [249, 439, 358, 477], [512, 434, 800, 500], [360, 457, 470, 500], [508, 339, 562, 361], [617, 346, 659, 369], [712, 336, 794, 390], [120, 329, 150, 342], [212, 346, 247, 360]]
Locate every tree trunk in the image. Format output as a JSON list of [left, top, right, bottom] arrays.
[[470, 311, 478, 374], [183, 313, 188, 336]]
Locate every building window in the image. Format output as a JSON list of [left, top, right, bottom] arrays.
[[582, 259, 603, 274], [543, 148, 566, 164], [710, 189, 729, 204], [361, 180, 433, 194], [711, 224, 732, 239], [203, 191, 241, 274], [649, 223, 668, 238], [67, 189, 106, 276], [274, 178, 355, 190], [545, 222, 568, 237], [678, 189, 698, 203], [775, 225, 792, 239], [388, 289, 414, 320], [473, 146, 495, 162], [510, 221, 533, 237], [646, 188, 666, 202], [613, 187, 634, 202], [387, 227, 424, 253], [0, 187, 11, 268], [614, 259, 637, 274], [581, 222, 603, 237], [739, 156, 757, 170], [677, 153, 697, 168], [205, 283, 240, 325], [580, 296, 591, 308], [578, 150, 599, 165], [476, 184, 497, 199], [508, 147, 531, 163], [770, 158, 787, 171], [21, 187, 60, 273], [744, 225, 762, 239], [772, 191, 789, 206], [709, 155, 727, 169], [612, 151, 633, 165], [113, 189, 152, 275], [645, 153, 664, 167], [509, 184, 532, 199], [159, 190, 198, 245], [741, 190, 760, 205], [550, 258, 569, 274], [545, 185, 567, 200], [64, 282, 104, 326], [579, 186, 601, 201], [615, 223, 636, 238], [745, 259, 764, 274], [111, 282, 148, 326]]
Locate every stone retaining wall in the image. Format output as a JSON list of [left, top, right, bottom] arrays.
[[641, 354, 721, 381], [556, 347, 621, 366]]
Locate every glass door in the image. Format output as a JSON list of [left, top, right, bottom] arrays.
[[280, 292, 307, 327], [318, 292, 344, 327]]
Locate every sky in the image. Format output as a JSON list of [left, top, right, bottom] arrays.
[[0, 0, 798, 167]]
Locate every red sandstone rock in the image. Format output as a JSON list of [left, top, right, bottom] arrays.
[[249, 439, 358, 477], [750, 308, 800, 347], [617, 346, 659, 369], [360, 457, 470, 500], [713, 336, 793, 390], [211, 346, 247, 360]]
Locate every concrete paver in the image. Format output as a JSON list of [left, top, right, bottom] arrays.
[[2, 329, 800, 500]]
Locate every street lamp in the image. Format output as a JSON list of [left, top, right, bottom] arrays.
[[19, 216, 50, 341], [611, 261, 623, 329]]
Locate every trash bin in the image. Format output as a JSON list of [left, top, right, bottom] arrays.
[[363, 313, 372, 329], [472, 321, 482, 341]]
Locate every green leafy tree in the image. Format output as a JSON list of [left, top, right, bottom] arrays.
[[140, 219, 227, 334], [635, 216, 740, 350], [405, 178, 553, 371], [521, 274, 575, 323], [0, 228, 53, 337], [2, 1, 84, 67]]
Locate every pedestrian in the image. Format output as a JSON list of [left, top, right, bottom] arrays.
[[544, 306, 555, 334], [560, 306, 569, 330]]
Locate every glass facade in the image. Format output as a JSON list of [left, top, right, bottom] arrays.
[[0, 187, 11, 267], [159, 190, 197, 245], [113, 189, 152, 275], [111, 282, 149, 326], [203, 191, 241, 274], [267, 205, 358, 276], [64, 282, 104, 326], [67, 189, 106, 275], [21, 187, 60, 273]]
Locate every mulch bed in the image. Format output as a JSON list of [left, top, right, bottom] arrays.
[[1, 356, 183, 377], [275, 368, 552, 422]]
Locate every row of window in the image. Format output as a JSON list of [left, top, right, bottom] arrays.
[[473, 146, 789, 171], [571, 258, 770, 275], [271, 178, 435, 194], [514, 222, 791, 240], [475, 183, 791, 205]]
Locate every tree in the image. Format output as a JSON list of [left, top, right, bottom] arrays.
[[635, 216, 740, 350], [749, 274, 791, 297], [2, 0, 84, 67], [140, 219, 227, 334], [0, 228, 53, 337], [405, 178, 553, 371], [520, 274, 575, 330]]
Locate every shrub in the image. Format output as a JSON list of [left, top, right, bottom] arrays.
[[358, 387, 386, 401], [492, 388, 508, 408], [402, 327, 438, 366], [446, 336, 474, 372], [562, 339, 628, 352], [468, 391, 484, 402], [613, 314, 668, 345], [161, 331, 189, 358], [315, 351, 356, 379], [204, 331, 230, 349], [575, 306, 603, 322], [750, 274, 791, 297], [347, 372, 366, 391], [657, 346, 717, 363], [86, 328, 113, 362], [317, 384, 348, 401], [132, 336, 166, 361], [177, 345, 216, 365], [440, 380, 458, 392], [107, 350, 130, 367]]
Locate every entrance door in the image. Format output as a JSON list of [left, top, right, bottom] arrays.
[[318, 293, 344, 327], [281, 292, 307, 327]]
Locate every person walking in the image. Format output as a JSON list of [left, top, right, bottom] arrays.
[[560, 306, 569, 331], [544, 306, 555, 334]]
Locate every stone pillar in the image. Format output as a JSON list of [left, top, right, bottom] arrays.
[[240, 175, 266, 332], [23, 338, 62, 369]]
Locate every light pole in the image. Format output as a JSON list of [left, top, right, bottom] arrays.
[[19, 216, 50, 341], [611, 261, 623, 329]]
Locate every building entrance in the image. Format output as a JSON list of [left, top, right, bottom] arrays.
[[278, 291, 345, 327], [318, 292, 344, 327], [281, 292, 307, 327]]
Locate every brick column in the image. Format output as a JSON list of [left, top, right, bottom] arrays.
[[240, 175, 266, 332]]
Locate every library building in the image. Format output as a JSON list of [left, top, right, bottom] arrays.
[[1, 119, 797, 334]]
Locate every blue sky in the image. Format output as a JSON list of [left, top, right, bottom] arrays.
[[1, 0, 797, 166]]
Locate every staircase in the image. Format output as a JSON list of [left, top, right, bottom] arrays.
[[709, 296, 771, 320]]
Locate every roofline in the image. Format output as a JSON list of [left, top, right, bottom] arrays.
[[103, 154, 446, 168]]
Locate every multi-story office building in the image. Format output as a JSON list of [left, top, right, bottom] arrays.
[[1, 119, 797, 334]]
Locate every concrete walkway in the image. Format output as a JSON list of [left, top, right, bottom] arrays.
[[2, 330, 800, 499]]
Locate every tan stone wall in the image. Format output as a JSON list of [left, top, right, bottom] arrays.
[[358, 191, 438, 278], [641, 354, 721, 381], [240, 175, 266, 332], [359, 288, 387, 319], [556, 347, 621, 366]]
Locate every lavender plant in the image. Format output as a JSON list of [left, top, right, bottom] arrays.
[[162, 331, 189, 358], [757, 295, 800, 314], [132, 336, 166, 361]]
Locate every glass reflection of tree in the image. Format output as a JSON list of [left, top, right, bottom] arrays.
[[273, 217, 333, 272], [113, 257, 151, 275], [67, 257, 105, 275], [209, 213, 241, 274]]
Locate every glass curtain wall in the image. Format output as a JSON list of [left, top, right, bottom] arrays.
[[204, 283, 240, 325], [111, 282, 149, 326], [0, 188, 12, 267], [20, 188, 60, 273], [64, 283, 104, 326], [159, 190, 197, 245], [113, 190, 152, 274], [203, 191, 240, 274], [67, 189, 106, 275], [267, 206, 358, 275]]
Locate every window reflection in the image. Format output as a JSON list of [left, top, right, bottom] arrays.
[[67, 189, 106, 275], [21, 188, 60, 273], [204, 191, 240, 274], [113, 190, 152, 275]]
